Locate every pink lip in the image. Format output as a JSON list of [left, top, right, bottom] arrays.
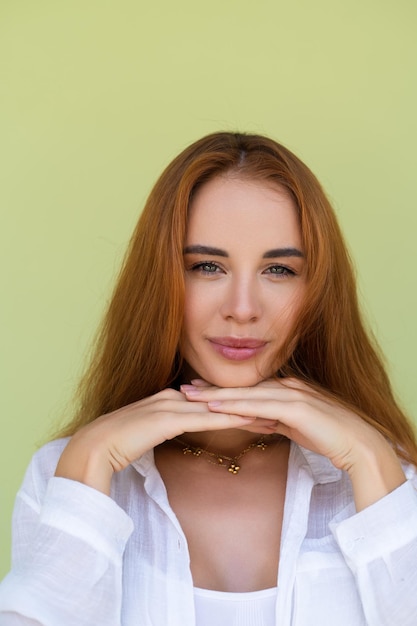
[[208, 336, 267, 361]]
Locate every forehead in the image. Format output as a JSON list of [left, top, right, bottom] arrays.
[[186, 175, 302, 248]]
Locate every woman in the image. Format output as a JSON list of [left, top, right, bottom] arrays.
[[0, 132, 416, 625]]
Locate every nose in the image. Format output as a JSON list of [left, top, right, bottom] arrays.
[[219, 275, 262, 323]]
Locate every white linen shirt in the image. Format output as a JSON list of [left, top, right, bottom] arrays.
[[0, 437, 417, 625]]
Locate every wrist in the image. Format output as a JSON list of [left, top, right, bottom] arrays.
[[346, 440, 406, 512], [55, 431, 114, 496]]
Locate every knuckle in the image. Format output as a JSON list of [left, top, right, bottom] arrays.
[[283, 377, 306, 390], [159, 387, 180, 400]]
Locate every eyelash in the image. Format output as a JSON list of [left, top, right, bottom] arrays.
[[264, 265, 296, 277], [189, 262, 296, 278], [190, 262, 222, 275]]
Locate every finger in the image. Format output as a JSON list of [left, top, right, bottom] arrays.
[[237, 420, 293, 438], [182, 380, 335, 413], [278, 378, 335, 404], [206, 398, 308, 428], [164, 410, 256, 440], [205, 398, 337, 454], [124, 387, 184, 410], [181, 383, 296, 404], [190, 378, 213, 387]]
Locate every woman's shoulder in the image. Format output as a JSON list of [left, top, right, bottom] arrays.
[[31, 437, 71, 474], [18, 437, 71, 503]]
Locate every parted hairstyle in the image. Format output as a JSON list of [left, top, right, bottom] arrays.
[[59, 131, 417, 465]]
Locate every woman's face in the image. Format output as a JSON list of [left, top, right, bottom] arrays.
[[181, 175, 306, 388]]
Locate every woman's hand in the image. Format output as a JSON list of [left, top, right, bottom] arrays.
[[55, 388, 255, 495], [183, 378, 383, 467], [182, 378, 406, 511]]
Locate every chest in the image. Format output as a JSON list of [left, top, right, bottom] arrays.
[[123, 451, 367, 625], [155, 448, 288, 592]]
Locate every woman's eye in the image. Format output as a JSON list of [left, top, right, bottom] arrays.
[[191, 262, 221, 274], [264, 265, 295, 277]]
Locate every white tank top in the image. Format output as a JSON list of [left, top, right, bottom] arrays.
[[194, 586, 277, 626]]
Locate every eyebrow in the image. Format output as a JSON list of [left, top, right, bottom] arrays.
[[183, 245, 304, 258]]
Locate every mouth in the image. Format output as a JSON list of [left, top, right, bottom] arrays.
[[208, 336, 267, 361]]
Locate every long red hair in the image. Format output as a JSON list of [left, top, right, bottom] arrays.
[[59, 132, 417, 465]]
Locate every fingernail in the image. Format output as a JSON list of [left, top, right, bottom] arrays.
[[181, 385, 201, 395], [190, 378, 206, 385]]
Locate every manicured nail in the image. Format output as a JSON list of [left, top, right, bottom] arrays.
[[181, 385, 201, 395]]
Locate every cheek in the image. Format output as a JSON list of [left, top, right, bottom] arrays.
[[267, 290, 306, 350], [181, 294, 207, 352], [292, 291, 306, 327], [182, 300, 199, 338], [269, 290, 303, 324], [283, 284, 306, 318], [277, 292, 306, 349], [183, 284, 216, 332]]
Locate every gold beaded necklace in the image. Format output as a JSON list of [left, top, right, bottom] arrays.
[[173, 434, 281, 475]]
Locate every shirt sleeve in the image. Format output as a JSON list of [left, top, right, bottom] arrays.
[[0, 445, 134, 626], [330, 470, 417, 626]]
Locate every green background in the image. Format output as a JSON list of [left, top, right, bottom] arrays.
[[1, 0, 416, 576]]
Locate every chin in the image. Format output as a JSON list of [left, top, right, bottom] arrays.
[[181, 355, 274, 388], [204, 369, 268, 389]]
